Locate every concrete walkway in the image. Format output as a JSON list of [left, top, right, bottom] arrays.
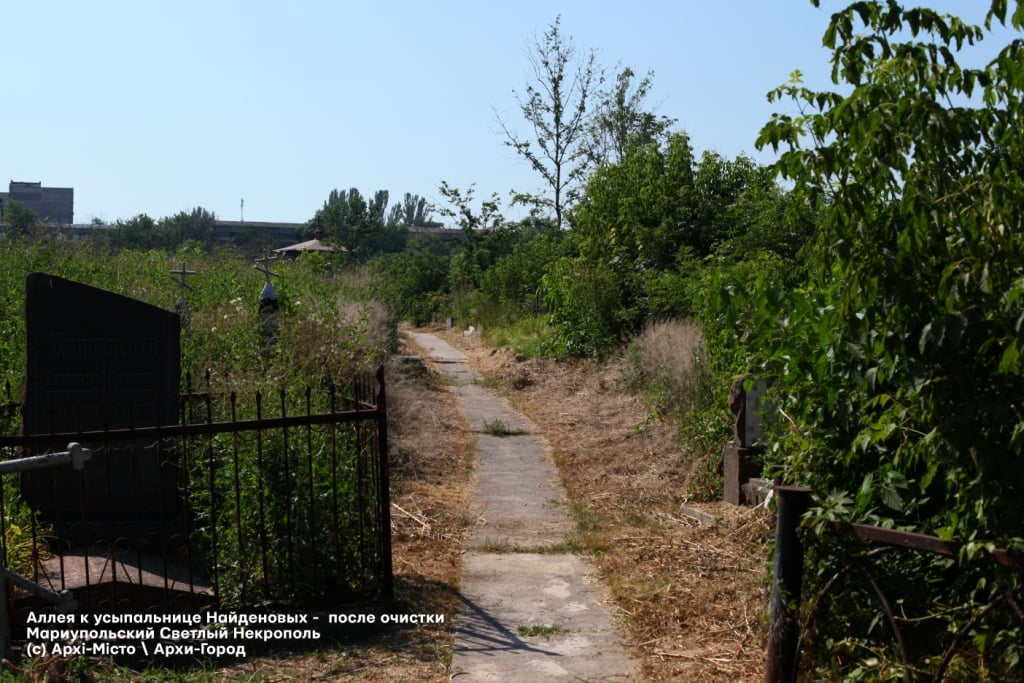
[[406, 332, 637, 682]]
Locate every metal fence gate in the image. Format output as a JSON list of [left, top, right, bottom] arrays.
[[0, 367, 391, 649]]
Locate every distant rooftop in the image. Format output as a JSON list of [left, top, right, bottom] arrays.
[[0, 180, 74, 224]]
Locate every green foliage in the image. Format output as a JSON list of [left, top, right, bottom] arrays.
[[565, 132, 807, 352], [749, 1, 1024, 677], [540, 256, 629, 358], [110, 213, 158, 248], [0, 237, 391, 394], [479, 232, 568, 321], [375, 237, 451, 326], [575, 132, 700, 271], [386, 192, 439, 228], [437, 182, 505, 235], [187, 417, 385, 605], [482, 315, 552, 359], [162, 207, 217, 246], [107, 208, 219, 250], [1, 200, 38, 238], [1, 476, 55, 577], [306, 188, 408, 259], [496, 15, 601, 228], [481, 418, 528, 436], [757, 0, 1024, 544], [583, 66, 676, 170]]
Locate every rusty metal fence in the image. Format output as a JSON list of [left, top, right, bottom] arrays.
[[0, 367, 391, 642], [767, 486, 1024, 682]]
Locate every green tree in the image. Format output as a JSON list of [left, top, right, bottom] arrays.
[[574, 132, 698, 272], [307, 188, 403, 259], [750, 1, 1024, 675], [437, 182, 504, 235], [386, 193, 437, 227], [496, 16, 600, 228], [158, 207, 217, 248], [111, 213, 158, 248], [583, 67, 676, 170], [1, 200, 38, 238], [480, 231, 568, 319], [758, 0, 1024, 542], [376, 236, 450, 325]]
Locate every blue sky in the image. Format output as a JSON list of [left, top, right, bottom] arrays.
[[2, 2, 1014, 225]]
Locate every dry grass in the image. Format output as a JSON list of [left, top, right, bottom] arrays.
[[65, 319, 766, 682], [436, 326, 771, 682], [631, 319, 705, 378], [201, 338, 473, 682], [626, 319, 716, 418]]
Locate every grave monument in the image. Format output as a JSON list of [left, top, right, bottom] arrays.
[[723, 374, 769, 505], [20, 273, 181, 527]]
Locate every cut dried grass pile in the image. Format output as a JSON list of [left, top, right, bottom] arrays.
[[439, 326, 771, 682]]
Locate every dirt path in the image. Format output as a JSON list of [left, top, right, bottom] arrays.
[[406, 331, 638, 682]]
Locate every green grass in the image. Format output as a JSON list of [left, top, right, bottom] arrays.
[[477, 536, 584, 554], [516, 624, 568, 638], [482, 315, 551, 359], [481, 418, 529, 436]]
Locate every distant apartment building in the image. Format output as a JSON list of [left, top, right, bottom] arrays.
[[0, 181, 74, 225]]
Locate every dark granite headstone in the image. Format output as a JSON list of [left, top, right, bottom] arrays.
[[21, 273, 181, 525]]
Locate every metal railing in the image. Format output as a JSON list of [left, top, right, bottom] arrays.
[[0, 367, 392, 653], [0, 443, 91, 655], [766, 486, 1024, 683]]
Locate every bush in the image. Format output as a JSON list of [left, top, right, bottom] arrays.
[[374, 241, 451, 325], [478, 233, 566, 321], [541, 256, 632, 358]]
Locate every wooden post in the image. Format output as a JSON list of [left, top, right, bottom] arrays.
[[766, 486, 812, 683]]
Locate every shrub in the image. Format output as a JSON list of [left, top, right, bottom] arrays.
[[541, 256, 631, 358]]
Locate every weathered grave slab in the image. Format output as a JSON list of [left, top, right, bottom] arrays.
[[21, 273, 180, 525], [37, 544, 212, 595]]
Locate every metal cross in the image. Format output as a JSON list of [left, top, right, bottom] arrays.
[[253, 248, 280, 284], [170, 261, 196, 318]]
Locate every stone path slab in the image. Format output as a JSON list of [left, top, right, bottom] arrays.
[[406, 332, 637, 682]]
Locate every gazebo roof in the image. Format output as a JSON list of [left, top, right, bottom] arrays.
[[273, 238, 346, 255]]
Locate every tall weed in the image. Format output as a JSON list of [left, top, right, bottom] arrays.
[[625, 319, 730, 501]]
